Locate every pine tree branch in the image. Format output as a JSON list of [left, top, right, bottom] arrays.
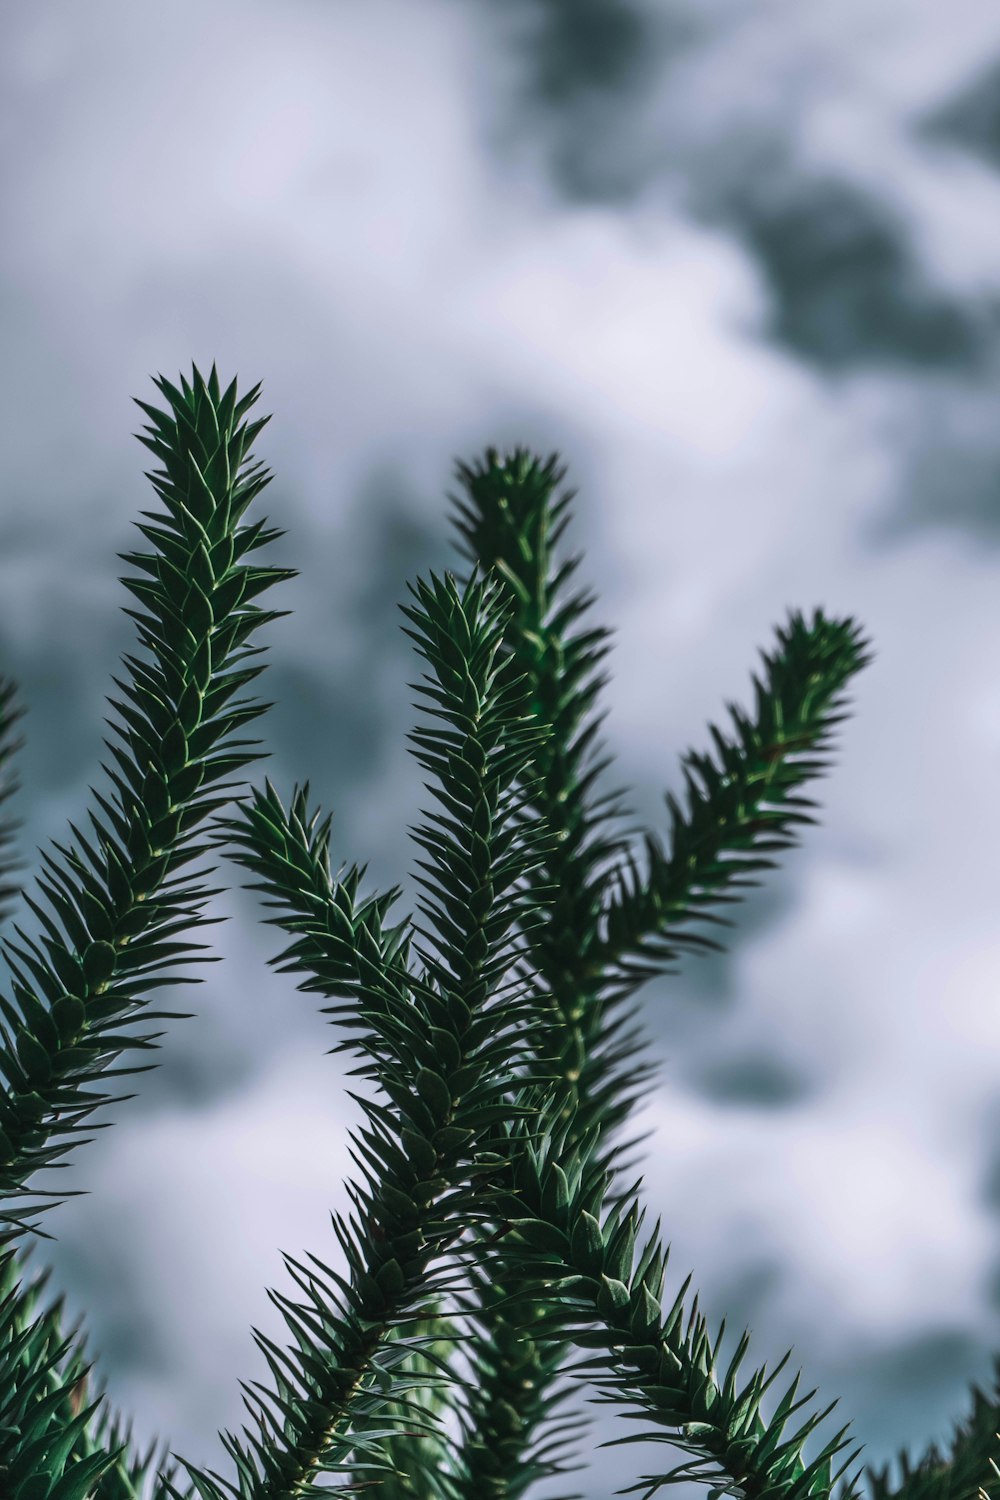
[[0, 362, 295, 1248], [421, 447, 651, 1500], [0, 362, 296, 1495], [403, 447, 1000, 1500], [430, 447, 873, 1500], [172, 568, 565, 1500]]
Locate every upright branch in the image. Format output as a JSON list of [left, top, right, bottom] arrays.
[[172, 566, 565, 1500], [0, 364, 294, 1248], [399, 448, 880, 1500], [0, 363, 296, 1497]]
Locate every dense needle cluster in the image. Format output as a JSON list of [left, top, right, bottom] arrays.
[[0, 364, 996, 1500]]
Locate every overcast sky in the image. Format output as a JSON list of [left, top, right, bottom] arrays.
[[4, 2, 1000, 1497]]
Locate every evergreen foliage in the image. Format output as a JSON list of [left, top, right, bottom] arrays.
[[0, 363, 995, 1500]]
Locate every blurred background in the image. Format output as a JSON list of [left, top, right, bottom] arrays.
[[3, 1, 1000, 1495]]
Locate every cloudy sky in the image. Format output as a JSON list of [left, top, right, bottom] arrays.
[[4, 2, 1000, 1496]]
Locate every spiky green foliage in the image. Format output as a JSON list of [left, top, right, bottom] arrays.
[[0, 363, 996, 1500], [0, 363, 295, 1254]]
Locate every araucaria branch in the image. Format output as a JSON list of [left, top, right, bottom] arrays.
[[0, 364, 997, 1500]]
